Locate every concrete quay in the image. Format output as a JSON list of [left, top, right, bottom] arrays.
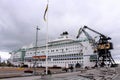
[[0, 67, 120, 80], [78, 67, 117, 80], [0, 71, 89, 80]]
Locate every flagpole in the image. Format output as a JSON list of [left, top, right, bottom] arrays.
[[45, 0, 49, 75]]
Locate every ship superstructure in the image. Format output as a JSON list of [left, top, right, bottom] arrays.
[[9, 32, 95, 68]]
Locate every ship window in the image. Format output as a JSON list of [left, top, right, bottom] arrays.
[[41, 51, 45, 53], [51, 50, 54, 52], [66, 48, 68, 50], [61, 49, 64, 52], [56, 49, 58, 51]]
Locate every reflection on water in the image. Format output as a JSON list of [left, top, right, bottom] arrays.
[[36, 75, 90, 80]]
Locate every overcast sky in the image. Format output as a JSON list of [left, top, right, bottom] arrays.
[[0, 0, 120, 62]]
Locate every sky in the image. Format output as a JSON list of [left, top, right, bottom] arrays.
[[0, 0, 120, 62]]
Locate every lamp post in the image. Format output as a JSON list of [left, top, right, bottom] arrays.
[[33, 26, 40, 75]]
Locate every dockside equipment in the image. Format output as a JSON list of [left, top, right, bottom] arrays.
[[76, 26, 118, 67]]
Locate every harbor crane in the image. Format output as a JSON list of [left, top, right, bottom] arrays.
[[76, 26, 118, 67]]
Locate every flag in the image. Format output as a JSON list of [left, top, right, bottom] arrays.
[[43, 4, 48, 21]]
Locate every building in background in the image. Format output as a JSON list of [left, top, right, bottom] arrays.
[[9, 32, 96, 68]]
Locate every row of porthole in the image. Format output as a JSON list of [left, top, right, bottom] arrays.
[[26, 46, 81, 55], [53, 58, 83, 61], [48, 54, 83, 58], [31, 61, 83, 64]]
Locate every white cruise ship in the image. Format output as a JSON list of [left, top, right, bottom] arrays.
[[9, 32, 96, 68]]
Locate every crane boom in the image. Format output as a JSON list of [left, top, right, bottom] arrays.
[[76, 26, 97, 50], [76, 25, 117, 67], [84, 26, 105, 37]]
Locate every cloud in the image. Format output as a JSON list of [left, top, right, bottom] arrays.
[[0, 0, 47, 51], [0, 0, 120, 62], [0, 51, 10, 61]]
